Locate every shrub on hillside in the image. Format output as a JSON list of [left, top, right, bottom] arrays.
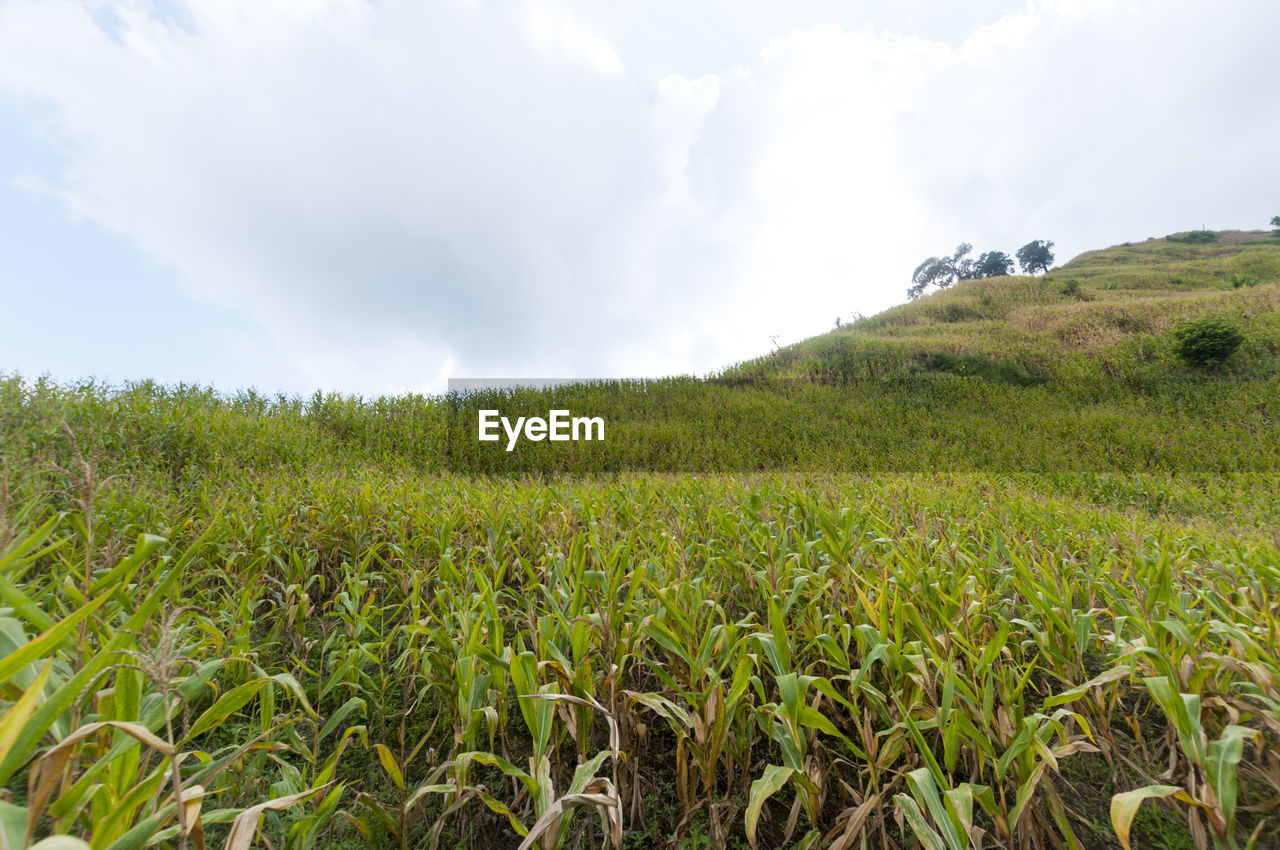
[[916, 351, 1044, 386], [1172, 317, 1244, 368], [1167, 230, 1218, 244], [929, 302, 984, 323], [1060, 279, 1084, 298]]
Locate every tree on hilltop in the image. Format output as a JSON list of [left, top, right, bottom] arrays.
[[974, 250, 1015, 278], [951, 243, 977, 282], [1016, 240, 1055, 275], [908, 243, 975, 300], [909, 256, 953, 299], [908, 241, 1043, 299]]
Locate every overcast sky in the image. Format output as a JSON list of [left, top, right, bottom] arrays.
[[2, 0, 1277, 395]]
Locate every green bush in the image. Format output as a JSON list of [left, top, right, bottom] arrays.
[[1167, 230, 1218, 245], [916, 351, 1043, 385], [929, 302, 984, 323], [1172, 317, 1244, 368]]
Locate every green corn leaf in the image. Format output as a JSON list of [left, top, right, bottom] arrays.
[[567, 750, 611, 795], [185, 679, 270, 742], [1110, 785, 1191, 850], [318, 697, 367, 741], [893, 793, 948, 850], [0, 660, 51, 766], [1043, 665, 1130, 709], [768, 596, 792, 674], [898, 698, 948, 789], [0, 593, 110, 687], [87, 534, 166, 597], [0, 560, 182, 786], [1205, 724, 1261, 841], [1141, 677, 1204, 766], [265, 671, 317, 718], [456, 751, 537, 797], [905, 768, 968, 850], [745, 764, 795, 849], [0, 799, 26, 850]]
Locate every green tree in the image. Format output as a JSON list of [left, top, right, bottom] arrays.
[[974, 250, 1014, 278], [909, 256, 952, 299], [908, 243, 974, 299], [1015, 240, 1055, 275], [951, 242, 976, 281]]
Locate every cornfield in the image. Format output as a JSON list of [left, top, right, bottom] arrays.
[[2, 376, 1278, 849]]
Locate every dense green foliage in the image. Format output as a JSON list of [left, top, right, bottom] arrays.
[[911, 352, 1042, 386], [972, 251, 1014, 279], [1167, 230, 1218, 245], [1172, 317, 1245, 368], [1015, 240, 1055, 276], [2, 229, 1280, 850]]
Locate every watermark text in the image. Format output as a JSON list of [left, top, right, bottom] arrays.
[[478, 409, 604, 451]]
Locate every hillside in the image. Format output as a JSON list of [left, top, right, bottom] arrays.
[[728, 229, 1280, 387], [2, 229, 1280, 850], [439, 230, 1280, 473]]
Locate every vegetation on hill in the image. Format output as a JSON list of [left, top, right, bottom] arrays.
[[908, 240, 1056, 301], [1, 229, 1279, 850], [732, 229, 1280, 385]]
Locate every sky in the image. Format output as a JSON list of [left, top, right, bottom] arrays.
[[1, 0, 1278, 396]]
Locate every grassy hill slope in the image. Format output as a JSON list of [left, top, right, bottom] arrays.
[[362, 229, 1280, 473], [728, 229, 1280, 388]]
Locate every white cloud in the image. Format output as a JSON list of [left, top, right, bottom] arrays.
[[1, 0, 1278, 392], [518, 0, 624, 76]]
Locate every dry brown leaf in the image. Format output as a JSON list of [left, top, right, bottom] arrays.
[[223, 783, 332, 850]]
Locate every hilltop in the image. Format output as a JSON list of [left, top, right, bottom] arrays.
[[726, 229, 1280, 388]]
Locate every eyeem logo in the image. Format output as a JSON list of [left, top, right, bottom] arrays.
[[478, 410, 604, 451]]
